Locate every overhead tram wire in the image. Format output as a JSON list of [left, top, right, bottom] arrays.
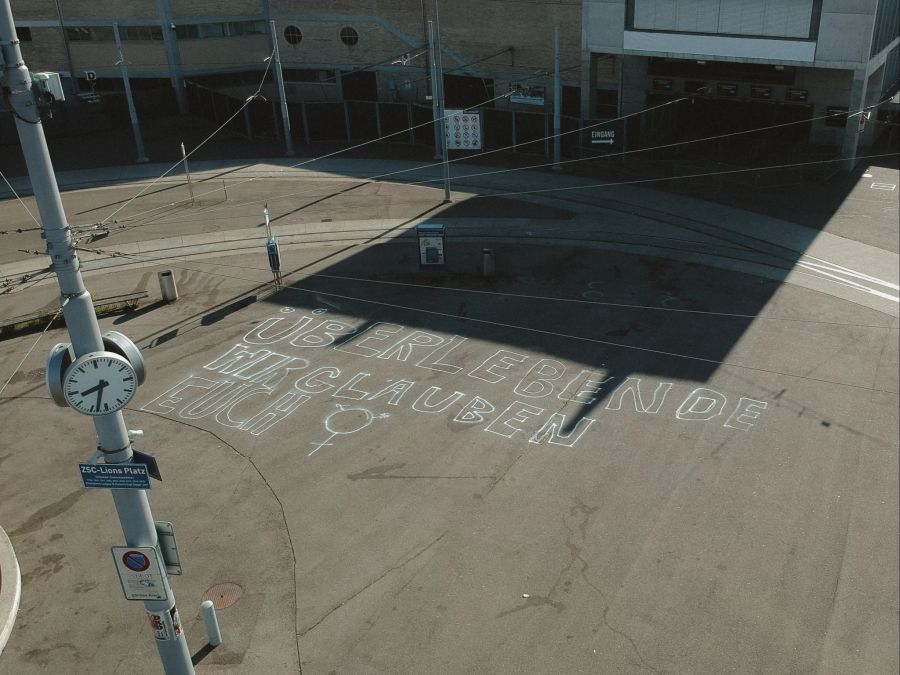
[[110, 92, 891, 232], [0, 169, 42, 228], [75, 148, 899, 322], [115, 83, 898, 231], [108, 76, 671, 228], [99, 45, 278, 226], [70, 242, 896, 394], [104, 57, 585, 228]]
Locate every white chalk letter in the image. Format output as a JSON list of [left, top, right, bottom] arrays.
[[724, 397, 768, 431], [606, 377, 673, 414], [484, 401, 544, 438], [468, 350, 527, 384], [411, 386, 466, 413], [528, 413, 595, 447], [453, 396, 496, 424], [675, 387, 727, 421], [513, 358, 566, 398]]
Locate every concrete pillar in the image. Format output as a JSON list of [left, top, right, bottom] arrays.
[[156, 0, 187, 114], [841, 68, 868, 171], [580, 51, 598, 120]]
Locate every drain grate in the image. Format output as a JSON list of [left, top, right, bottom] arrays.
[[201, 582, 243, 610]]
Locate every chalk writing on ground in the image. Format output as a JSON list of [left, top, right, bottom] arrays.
[[141, 309, 769, 450]]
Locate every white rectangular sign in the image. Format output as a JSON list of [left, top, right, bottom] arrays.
[[444, 109, 482, 150], [111, 546, 168, 601]]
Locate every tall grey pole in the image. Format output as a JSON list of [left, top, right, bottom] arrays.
[[427, 21, 442, 160], [180, 142, 194, 204], [552, 24, 561, 170], [270, 20, 295, 156], [113, 23, 148, 163], [155, 0, 187, 114], [432, 1, 451, 202], [0, 3, 194, 673]]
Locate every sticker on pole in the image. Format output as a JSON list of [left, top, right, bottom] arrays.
[[112, 546, 168, 601]]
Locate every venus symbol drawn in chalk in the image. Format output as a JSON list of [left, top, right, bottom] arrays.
[[308, 404, 390, 456]]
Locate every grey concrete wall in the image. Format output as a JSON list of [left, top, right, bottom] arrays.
[[815, 0, 878, 68], [583, 0, 626, 53]]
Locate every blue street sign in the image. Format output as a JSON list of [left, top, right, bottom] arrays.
[[79, 462, 151, 490]]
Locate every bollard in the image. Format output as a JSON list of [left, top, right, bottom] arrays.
[[201, 600, 222, 647], [158, 270, 178, 303], [482, 248, 495, 278]]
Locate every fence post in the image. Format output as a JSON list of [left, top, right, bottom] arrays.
[[407, 104, 415, 145], [344, 101, 351, 141], [544, 110, 550, 158], [511, 111, 516, 153], [243, 106, 253, 140], [375, 102, 382, 139], [301, 101, 311, 145], [272, 101, 280, 140]]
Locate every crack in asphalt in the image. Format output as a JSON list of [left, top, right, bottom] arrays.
[[296, 530, 448, 640], [130, 409, 304, 675], [564, 499, 663, 675]]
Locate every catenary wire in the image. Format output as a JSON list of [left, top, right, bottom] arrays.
[[0, 305, 64, 397], [99, 46, 277, 225], [104, 62, 583, 227], [113, 94, 895, 233], [0, 170, 42, 228], [67, 245, 896, 394]]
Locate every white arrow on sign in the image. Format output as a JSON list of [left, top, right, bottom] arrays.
[[592, 139, 614, 145]]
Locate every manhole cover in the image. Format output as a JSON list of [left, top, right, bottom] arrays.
[[201, 582, 243, 609]]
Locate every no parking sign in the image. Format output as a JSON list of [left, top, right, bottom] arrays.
[[112, 546, 168, 601]]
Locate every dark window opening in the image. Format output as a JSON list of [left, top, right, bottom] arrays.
[[122, 26, 163, 41], [341, 70, 378, 101], [596, 89, 618, 118], [562, 85, 581, 117], [340, 27, 359, 46], [648, 58, 796, 85], [66, 26, 114, 42], [284, 25, 302, 45], [443, 74, 494, 109]]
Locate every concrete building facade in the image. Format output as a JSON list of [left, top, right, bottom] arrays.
[[11, 1, 582, 115], [7, 0, 898, 158], [581, 0, 899, 161]]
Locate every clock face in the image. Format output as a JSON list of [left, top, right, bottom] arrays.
[[63, 352, 137, 416]]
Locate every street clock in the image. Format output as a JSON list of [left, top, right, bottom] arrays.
[[46, 331, 146, 409], [63, 352, 137, 416]]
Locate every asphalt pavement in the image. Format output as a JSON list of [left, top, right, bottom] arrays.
[[0, 155, 897, 674]]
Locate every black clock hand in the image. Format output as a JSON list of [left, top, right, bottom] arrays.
[[95, 379, 108, 410], [80, 382, 103, 396]]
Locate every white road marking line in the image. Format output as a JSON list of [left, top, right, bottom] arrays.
[[870, 182, 896, 191]]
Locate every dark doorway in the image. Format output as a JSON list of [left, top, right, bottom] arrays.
[[341, 70, 378, 101]]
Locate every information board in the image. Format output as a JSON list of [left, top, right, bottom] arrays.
[[444, 109, 482, 150]]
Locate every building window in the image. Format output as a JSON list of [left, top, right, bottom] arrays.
[[284, 25, 302, 45], [122, 26, 163, 41], [340, 26, 359, 46], [66, 26, 114, 41], [16, 26, 32, 41], [175, 20, 266, 40]]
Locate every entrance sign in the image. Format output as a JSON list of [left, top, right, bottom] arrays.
[[582, 119, 624, 154], [112, 546, 168, 601]]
